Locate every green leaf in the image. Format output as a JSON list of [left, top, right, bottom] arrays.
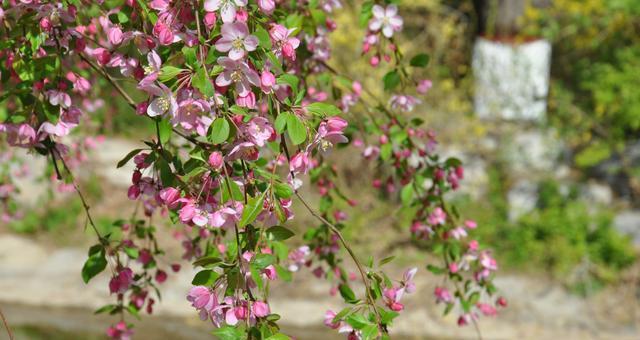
[[211, 325, 243, 340], [361, 324, 379, 340], [383, 71, 401, 91], [274, 112, 288, 133], [410, 53, 431, 67], [400, 183, 414, 205], [94, 304, 118, 315], [157, 119, 172, 144], [275, 264, 292, 282], [192, 269, 219, 285], [254, 26, 272, 49], [346, 314, 369, 330], [117, 149, 143, 168], [426, 264, 446, 275], [468, 291, 480, 305], [239, 190, 267, 227], [209, 118, 230, 145], [332, 307, 353, 323], [159, 66, 184, 82], [193, 67, 215, 98], [266, 226, 295, 241], [193, 256, 222, 267], [306, 102, 342, 116], [277, 74, 300, 93], [182, 47, 198, 67], [250, 264, 264, 290], [360, 1, 374, 27], [82, 245, 107, 283], [380, 143, 392, 161], [273, 182, 293, 199], [123, 247, 139, 259], [266, 333, 290, 340], [339, 284, 357, 303], [252, 253, 276, 270], [378, 256, 396, 267], [286, 114, 306, 145]]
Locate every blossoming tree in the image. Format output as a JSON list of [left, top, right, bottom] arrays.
[[0, 0, 505, 339]]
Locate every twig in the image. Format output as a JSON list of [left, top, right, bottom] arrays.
[[0, 306, 14, 340], [294, 192, 386, 334]]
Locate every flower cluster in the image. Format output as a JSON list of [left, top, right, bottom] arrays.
[[0, 0, 503, 339]]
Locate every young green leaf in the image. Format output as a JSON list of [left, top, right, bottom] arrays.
[[266, 225, 295, 241], [209, 118, 230, 145], [410, 53, 430, 67], [239, 190, 267, 227], [285, 113, 306, 145]]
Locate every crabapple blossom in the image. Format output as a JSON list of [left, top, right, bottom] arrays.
[[215, 22, 258, 60], [369, 5, 403, 38]]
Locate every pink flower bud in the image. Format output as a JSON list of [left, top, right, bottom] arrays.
[[260, 69, 276, 93], [127, 185, 140, 200], [203, 12, 217, 30], [326, 117, 348, 132], [449, 262, 459, 273], [252, 301, 270, 318], [257, 0, 275, 14], [108, 26, 124, 45], [236, 9, 249, 22], [40, 18, 52, 31], [155, 270, 167, 283], [208, 151, 223, 170], [417, 79, 433, 94], [369, 55, 380, 67]]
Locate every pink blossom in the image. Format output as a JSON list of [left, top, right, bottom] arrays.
[[449, 226, 468, 240], [106, 321, 133, 340], [159, 187, 181, 208], [383, 287, 404, 311], [257, 0, 275, 14], [457, 313, 474, 327], [324, 310, 340, 329], [215, 57, 260, 96], [215, 22, 258, 60], [208, 151, 224, 170], [47, 89, 72, 108], [468, 240, 479, 251], [109, 268, 134, 294], [417, 79, 433, 94], [477, 303, 497, 316], [369, 5, 403, 38], [204, 0, 247, 23], [173, 98, 213, 136], [252, 301, 270, 317], [260, 69, 276, 93], [288, 245, 310, 272], [289, 151, 312, 174], [402, 267, 417, 293], [434, 286, 452, 304], [244, 117, 274, 147], [236, 91, 256, 108], [108, 26, 124, 45], [269, 24, 300, 61], [464, 220, 477, 229], [0, 123, 37, 148], [142, 83, 178, 117], [427, 207, 446, 226], [227, 141, 259, 161], [187, 286, 218, 320], [389, 95, 421, 112], [155, 270, 168, 284]]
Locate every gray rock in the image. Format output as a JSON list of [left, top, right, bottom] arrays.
[[614, 210, 640, 246]]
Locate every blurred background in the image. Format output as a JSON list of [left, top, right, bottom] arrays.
[[1, 0, 639, 339]]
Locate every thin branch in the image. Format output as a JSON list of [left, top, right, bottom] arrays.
[[0, 306, 14, 340], [294, 192, 386, 334]]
